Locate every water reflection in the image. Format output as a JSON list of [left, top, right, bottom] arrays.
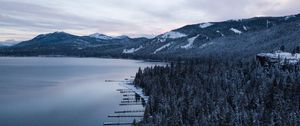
[[0, 57, 164, 126]]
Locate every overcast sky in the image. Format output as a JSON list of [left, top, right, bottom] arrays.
[[0, 0, 300, 41]]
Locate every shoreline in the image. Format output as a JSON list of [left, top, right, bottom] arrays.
[[103, 78, 147, 125], [0, 55, 166, 64]]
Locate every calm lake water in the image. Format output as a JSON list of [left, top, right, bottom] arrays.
[[0, 57, 163, 126]]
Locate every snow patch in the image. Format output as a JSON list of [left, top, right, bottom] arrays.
[[230, 28, 242, 34], [89, 33, 113, 40], [123, 46, 143, 54], [199, 23, 213, 28], [158, 31, 187, 42], [154, 43, 172, 54], [161, 31, 187, 39], [181, 35, 199, 49], [199, 42, 214, 49], [243, 26, 248, 31], [90, 33, 129, 40]]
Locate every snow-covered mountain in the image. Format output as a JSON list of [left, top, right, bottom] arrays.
[[1, 13, 300, 60], [125, 13, 300, 60], [89, 33, 130, 40], [0, 31, 148, 56], [89, 33, 114, 40]]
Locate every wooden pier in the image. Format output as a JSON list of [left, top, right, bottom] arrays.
[[103, 122, 133, 125], [119, 103, 144, 106], [103, 86, 146, 125], [119, 91, 135, 93], [114, 110, 144, 113], [105, 80, 131, 83], [122, 94, 136, 97], [116, 89, 132, 91], [108, 114, 144, 118], [120, 100, 142, 103], [122, 98, 140, 100]]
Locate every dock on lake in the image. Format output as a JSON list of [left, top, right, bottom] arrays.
[[114, 110, 144, 113], [103, 86, 145, 126], [119, 103, 144, 106], [103, 122, 133, 125], [108, 114, 144, 118]]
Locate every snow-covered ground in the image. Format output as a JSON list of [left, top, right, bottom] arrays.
[[199, 23, 213, 28], [230, 28, 242, 34], [123, 46, 143, 54], [181, 35, 199, 49], [154, 43, 172, 54], [257, 51, 300, 64]]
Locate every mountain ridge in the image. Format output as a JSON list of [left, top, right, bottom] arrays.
[[1, 13, 300, 60]]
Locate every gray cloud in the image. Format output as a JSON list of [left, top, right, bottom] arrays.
[[0, 0, 300, 41], [0, 0, 142, 40]]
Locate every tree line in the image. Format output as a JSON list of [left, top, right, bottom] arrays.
[[134, 58, 300, 125]]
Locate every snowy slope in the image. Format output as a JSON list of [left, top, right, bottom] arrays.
[[154, 43, 172, 54], [230, 28, 242, 34], [123, 46, 143, 54], [181, 35, 199, 49], [161, 31, 187, 39], [157, 31, 187, 42], [199, 23, 213, 28]]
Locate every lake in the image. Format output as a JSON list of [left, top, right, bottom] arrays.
[[0, 57, 163, 126]]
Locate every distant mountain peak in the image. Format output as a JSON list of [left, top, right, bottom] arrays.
[[44, 31, 70, 36], [0, 39, 19, 46], [89, 33, 130, 40], [89, 33, 114, 40], [53, 31, 67, 34], [34, 31, 73, 39], [115, 35, 130, 39]]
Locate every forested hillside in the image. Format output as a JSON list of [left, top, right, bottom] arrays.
[[134, 58, 300, 125], [1, 14, 300, 60], [1, 11, 299, 126]]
